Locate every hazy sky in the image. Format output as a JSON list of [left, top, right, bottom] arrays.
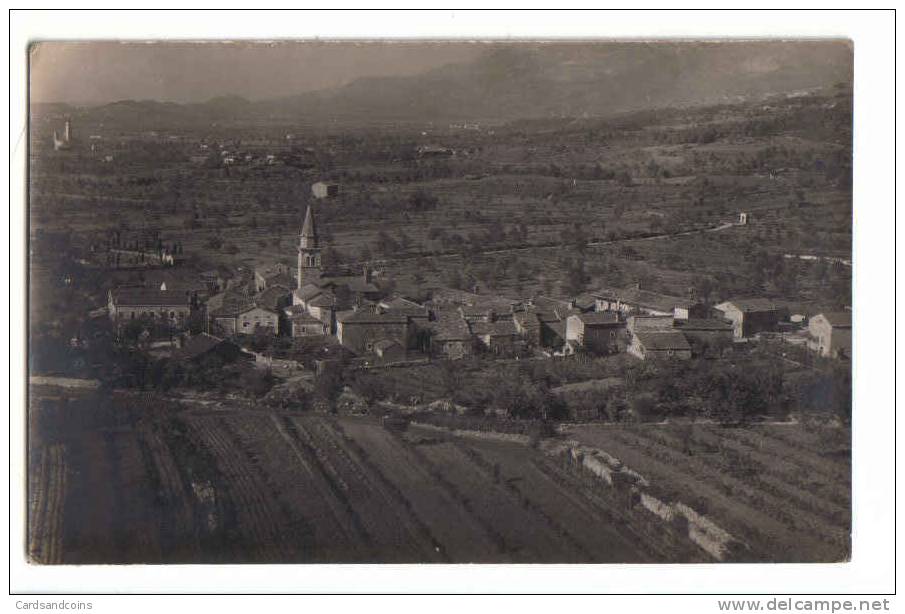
[[30, 41, 484, 104]]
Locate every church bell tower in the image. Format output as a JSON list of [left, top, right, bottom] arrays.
[[298, 204, 322, 288]]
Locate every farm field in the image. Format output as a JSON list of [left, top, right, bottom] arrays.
[[24, 42, 856, 579], [28, 387, 850, 564], [561, 423, 851, 562], [29, 87, 852, 312]]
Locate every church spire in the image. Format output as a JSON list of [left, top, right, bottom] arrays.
[[300, 204, 318, 249], [297, 204, 322, 289]]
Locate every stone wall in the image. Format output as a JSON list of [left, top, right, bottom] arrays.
[[544, 439, 746, 561]]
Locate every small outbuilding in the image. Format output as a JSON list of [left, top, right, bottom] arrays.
[[312, 181, 340, 199], [628, 331, 692, 361]]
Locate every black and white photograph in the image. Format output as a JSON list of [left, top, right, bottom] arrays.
[[9, 7, 897, 604]]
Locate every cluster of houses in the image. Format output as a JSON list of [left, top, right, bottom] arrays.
[[105, 204, 852, 365], [187, 137, 321, 171], [84, 229, 185, 270]]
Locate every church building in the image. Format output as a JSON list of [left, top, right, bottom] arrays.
[[290, 205, 381, 335]]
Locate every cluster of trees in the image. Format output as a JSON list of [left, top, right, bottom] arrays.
[[559, 253, 591, 295], [431, 359, 569, 421], [131, 352, 276, 398], [742, 246, 850, 306], [548, 358, 790, 424]]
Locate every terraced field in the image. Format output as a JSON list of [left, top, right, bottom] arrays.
[[563, 423, 851, 562], [27, 399, 850, 564]]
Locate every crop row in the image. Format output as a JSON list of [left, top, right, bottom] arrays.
[[627, 426, 850, 528], [136, 425, 201, 559], [688, 426, 851, 513], [227, 413, 366, 561], [536, 453, 711, 563], [601, 428, 848, 560], [289, 417, 440, 562], [28, 444, 67, 564], [416, 438, 589, 562], [185, 415, 294, 562], [106, 431, 163, 562]]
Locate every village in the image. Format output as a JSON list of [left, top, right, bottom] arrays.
[[27, 69, 854, 566], [97, 191, 851, 402]]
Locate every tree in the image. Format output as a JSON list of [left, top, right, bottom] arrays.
[[564, 260, 590, 296], [438, 360, 461, 399], [238, 368, 276, 398], [264, 384, 311, 411], [630, 392, 659, 422], [350, 373, 386, 409], [315, 366, 345, 413]]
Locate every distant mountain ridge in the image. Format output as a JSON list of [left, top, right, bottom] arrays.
[[35, 41, 853, 126]]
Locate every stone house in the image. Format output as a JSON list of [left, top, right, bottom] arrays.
[[628, 331, 692, 361], [256, 285, 291, 311], [254, 263, 294, 293], [627, 314, 675, 335], [674, 318, 734, 357], [469, 319, 521, 355], [107, 288, 193, 326], [808, 312, 852, 358], [512, 309, 542, 345], [714, 298, 782, 339], [565, 312, 625, 354], [380, 296, 430, 323], [211, 301, 279, 336], [236, 306, 280, 335], [311, 181, 340, 199], [513, 304, 567, 348], [592, 285, 706, 320], [428, 313, 473, 360], [284, 307, 329, 337], [336, 308, 412, 354]]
